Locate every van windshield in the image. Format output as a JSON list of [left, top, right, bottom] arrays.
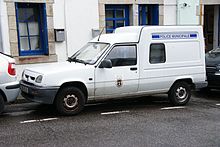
[[68, 42, 109, 64]]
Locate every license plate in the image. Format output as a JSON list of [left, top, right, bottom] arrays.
[[20, 85, 29, 93]]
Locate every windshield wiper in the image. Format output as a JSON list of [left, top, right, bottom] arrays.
[[67, 57, 87, 65]]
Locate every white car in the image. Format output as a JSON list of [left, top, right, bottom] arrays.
[[0, 52, 20, 113]]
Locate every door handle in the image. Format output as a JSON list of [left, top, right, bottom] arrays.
[[130, 67, 137, 71]]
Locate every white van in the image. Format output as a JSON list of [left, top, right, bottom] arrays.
[[20, 26, 207, 115]]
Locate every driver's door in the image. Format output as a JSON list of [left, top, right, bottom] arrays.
[[94, 45, 139, 99]]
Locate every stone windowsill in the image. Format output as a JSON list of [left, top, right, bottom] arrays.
[[14, 54, 58, 65]]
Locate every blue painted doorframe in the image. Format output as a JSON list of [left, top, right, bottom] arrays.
[[139, 5, 159, 26], [151, 5, 159, 25]]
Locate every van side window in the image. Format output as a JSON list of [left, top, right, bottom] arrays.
[[106, 45, 137, 67], [150, 43, 166, 64]]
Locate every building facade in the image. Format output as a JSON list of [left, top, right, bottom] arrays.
[[0, 0, 219, 77]]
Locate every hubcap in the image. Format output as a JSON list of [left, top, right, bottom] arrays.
[[175, 87, 187, 102], [64, 94, 78, 109]]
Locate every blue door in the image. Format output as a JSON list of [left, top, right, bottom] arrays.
[[139, 5, 159, 26], [105, 5, 129, 33]]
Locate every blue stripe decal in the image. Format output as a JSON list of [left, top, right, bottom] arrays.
[[152, 33, 198, 40], [152, 35, 160, 39], [190, 34, 197, 38]]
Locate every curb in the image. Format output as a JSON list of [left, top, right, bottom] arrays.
[[14, 93, 30, 104]]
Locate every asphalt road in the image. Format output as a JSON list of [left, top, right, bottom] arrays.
[[1, 91, 220, 147]]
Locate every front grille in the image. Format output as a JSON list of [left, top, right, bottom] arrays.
[[25, 74, 36, 81]]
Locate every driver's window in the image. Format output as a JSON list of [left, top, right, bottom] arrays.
[[106, 45, 137, 67]]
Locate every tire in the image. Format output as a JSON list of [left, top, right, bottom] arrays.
[[0, 94, 5, 114], [168, 81, 191, 106], [54, 87, 85, 115]]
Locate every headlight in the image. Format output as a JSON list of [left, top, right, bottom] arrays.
[[35, 75, 43, 83]]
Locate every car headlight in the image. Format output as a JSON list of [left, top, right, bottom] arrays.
[[35, 75, 43, 83]]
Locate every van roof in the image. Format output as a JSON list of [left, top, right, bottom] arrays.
[[91, 33, 139, 44], [91, 26, 202, 44]]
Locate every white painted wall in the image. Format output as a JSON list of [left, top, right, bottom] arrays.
[[53, 0, 67, 62], [164, 0, 177, 25], [0, 1, 11, 54], [63, 0, 99, 57]]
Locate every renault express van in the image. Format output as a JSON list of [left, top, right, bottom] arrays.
[[20, 26, 207, 115]]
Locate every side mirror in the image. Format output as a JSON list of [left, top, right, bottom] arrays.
[[99, 59, 112, 68]]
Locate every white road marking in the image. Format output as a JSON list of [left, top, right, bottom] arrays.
[[216, 104, 220, 106], [161, 106, 185, 110], [101, 110, 130, 115], [40, 118, 58, 121], [20, 118, 58, 124], [20, 120, 38, 124]]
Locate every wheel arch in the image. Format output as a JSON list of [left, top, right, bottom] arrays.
[[170, 78, 194, 91], [56, 81, 88, 102], [0, 89, 7, 102]]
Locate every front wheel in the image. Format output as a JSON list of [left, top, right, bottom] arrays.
[[168, 82, 191, 106], [54, 87, 85, 115], [0, 94, 5, 114]]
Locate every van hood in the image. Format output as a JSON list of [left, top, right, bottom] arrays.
[[205, 52, 220, 67], [25, 61, 90, 75], [23, 61, 95, 86]]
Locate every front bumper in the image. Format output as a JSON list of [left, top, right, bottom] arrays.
[[20, 80, 59, 104], [0, 81, 20, 102], [194, 81, 208, 89], [206, 72, 220, 88]]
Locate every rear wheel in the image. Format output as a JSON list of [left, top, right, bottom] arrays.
[[168, 81, 191, 106], [54, 87, 85, 115], [0, 94, 5, 114]]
